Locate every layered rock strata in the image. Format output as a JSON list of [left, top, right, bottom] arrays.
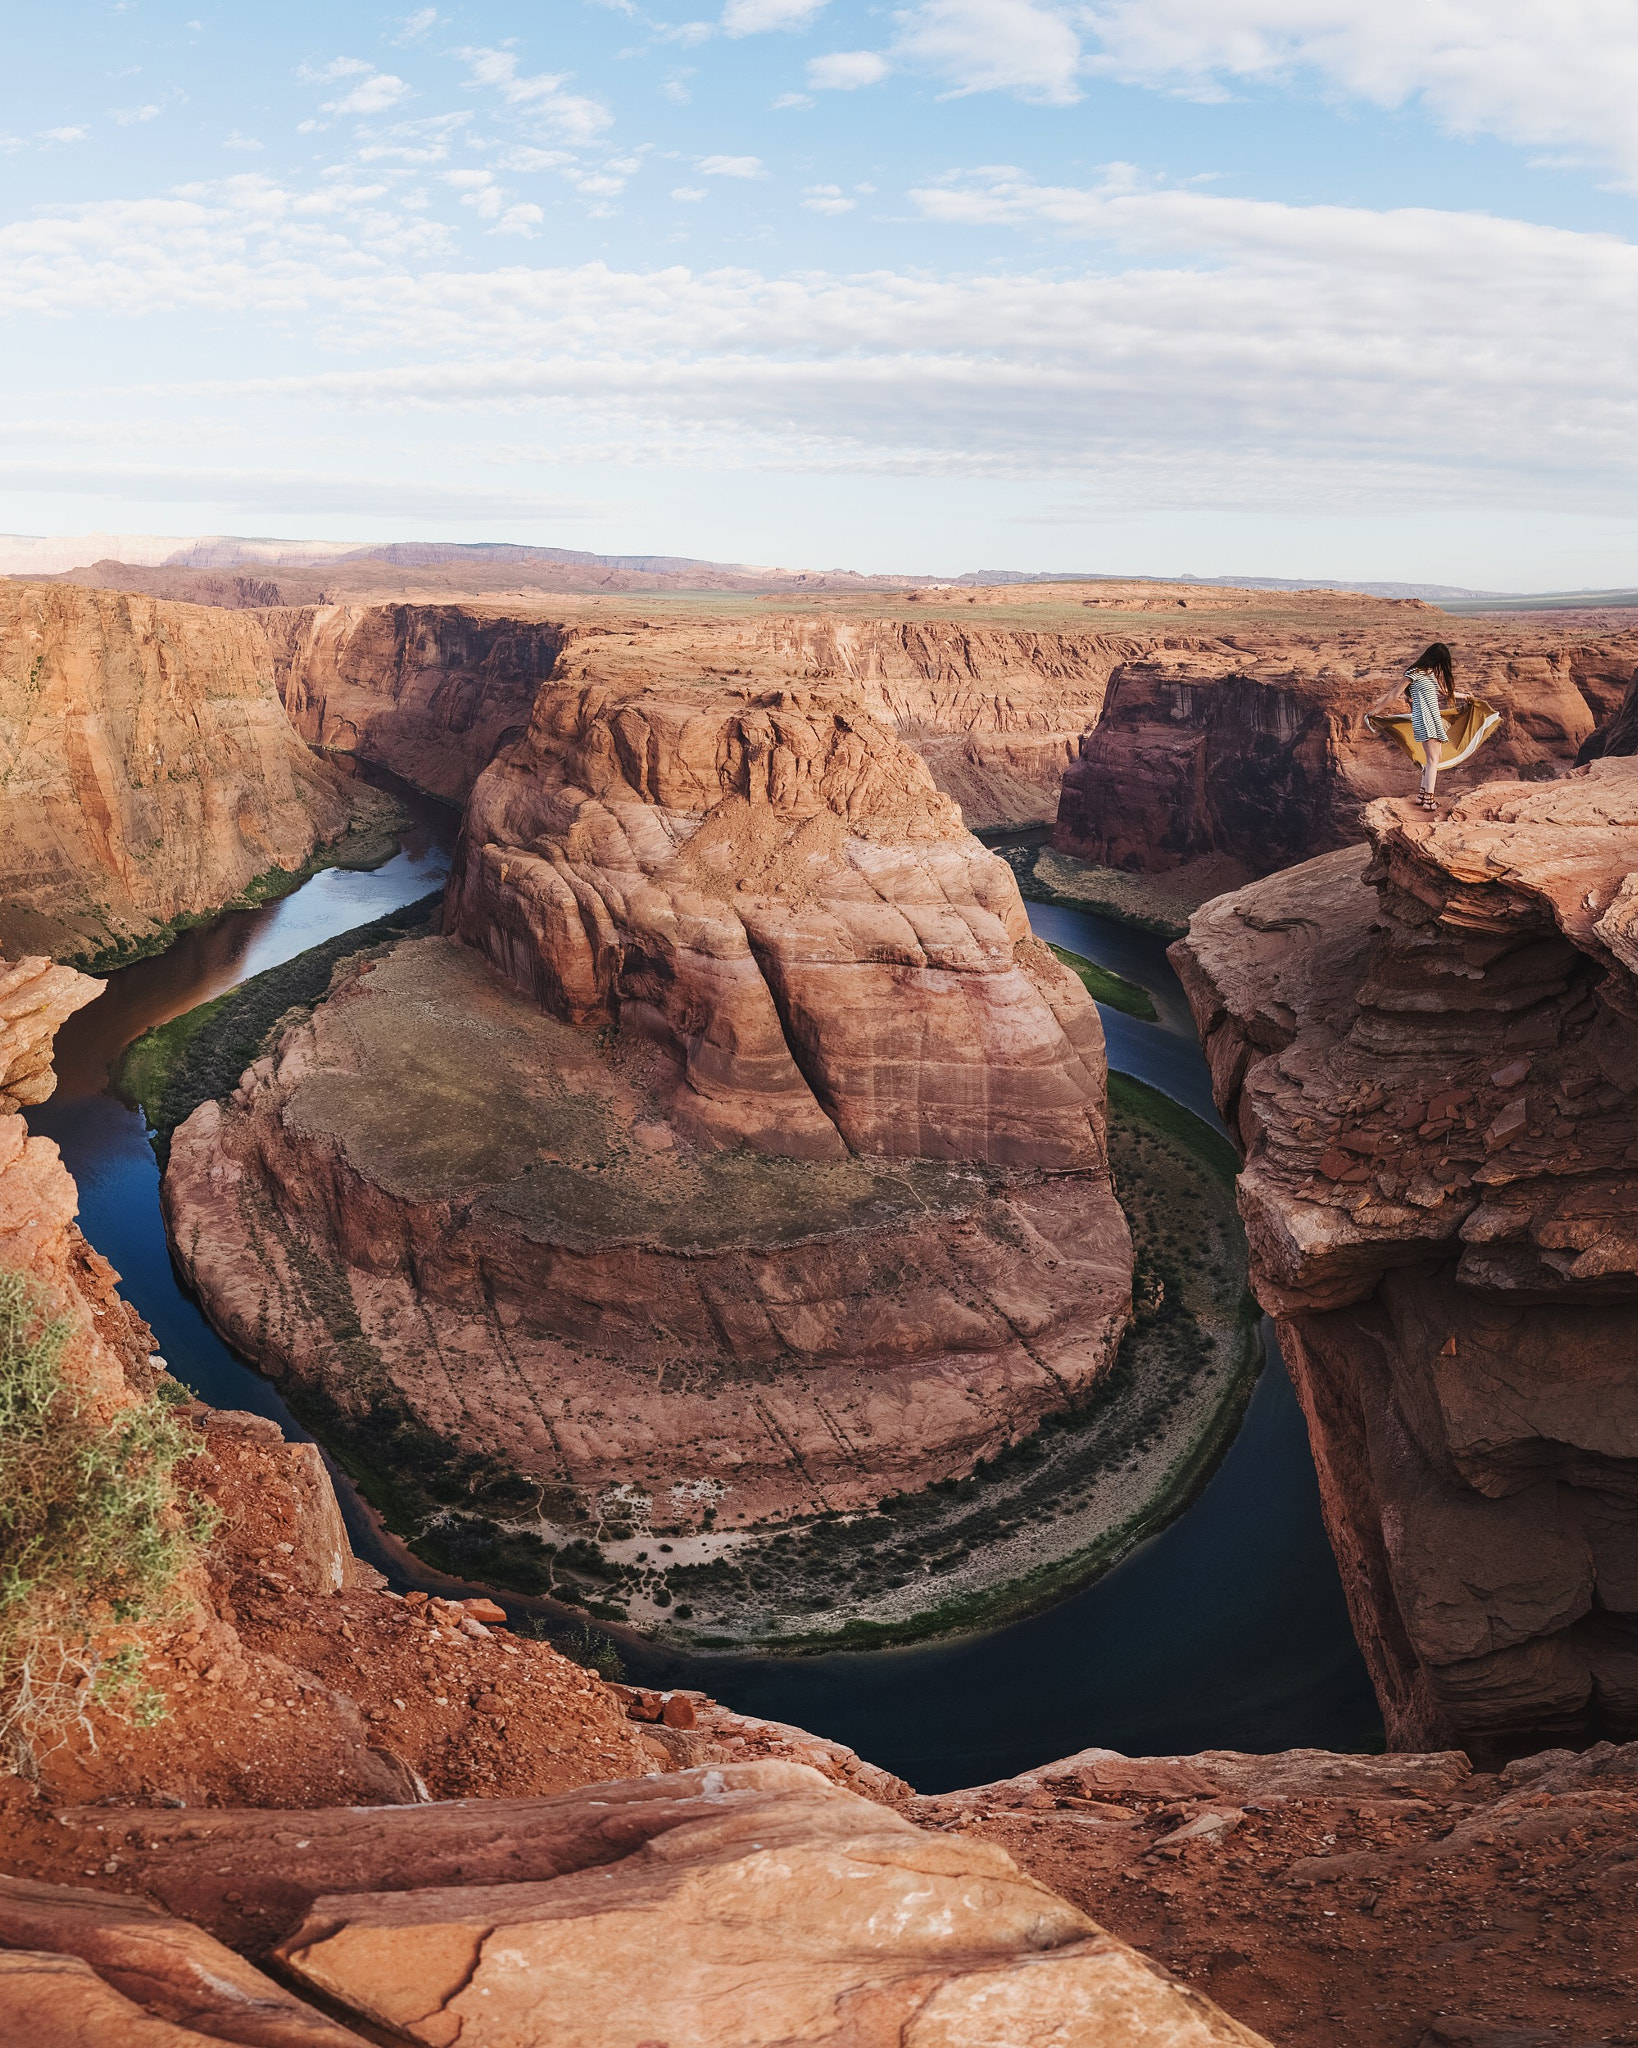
[[1172, 760, 1638, 1756], [166, 683, 1131, 1532], [5, 1765, 1263, 2048], [268, 602, 1122, 828], [0, 584, 361, 961], [1057, 625, 1638, 878], [913, 1736, 1638, 2048], [268, 604, 568, 806], [0, 955, 151, 1417]]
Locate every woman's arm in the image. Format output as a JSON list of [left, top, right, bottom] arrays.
[[1366, 673, 1409, 715]]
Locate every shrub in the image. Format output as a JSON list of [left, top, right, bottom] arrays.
[[0, 1270, 217, 1764]]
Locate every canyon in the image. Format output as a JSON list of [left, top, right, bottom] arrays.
[[161, 680, 1140, 1599], [1054, 614, 1638, 882], [0, 961, 1271, 2046], [4, 963, 1635, 2047], [10, 571, 1638, 978], [1173, 760, 1638, 1760], [7, 560, 1638, 2042], [0, 584, 384, 966]]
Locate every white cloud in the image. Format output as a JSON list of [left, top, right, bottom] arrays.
[[892, 0, 1084, 103], [114, 103, 166, 125], [721, 0, 828, 34], [1083, 1, 1638, 185], [299, 60, 413, 116], [801, 183, 854, 212], [493, 203, 545, 235], [329, 73, 413, 115], [0, 460, 599, 522], [807, 50, 889, 89], [457, 47, 613, 143], [398, 8, 439, 37], [301, 58, 374, 83], [698, 153, 765, 177], [223, 130, 264, 152], [40, 127, 89, 144], [8, 166, 1638, 523], [772, 91, 815, 109], [672, 185, 708, 200]]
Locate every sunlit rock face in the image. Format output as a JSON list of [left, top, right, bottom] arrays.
[[1057, 631, 1635, 880], [1172, 761, 1638, 1757], [167, 678, 1132, 1533], [0, 583, 358, 961], [445, 679, 1112, 1169]]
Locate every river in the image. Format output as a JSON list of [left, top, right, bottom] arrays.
[[26, 800, 1382, 1790]]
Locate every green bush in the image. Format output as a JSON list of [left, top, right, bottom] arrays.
[[0, 1269, 217, 1762]]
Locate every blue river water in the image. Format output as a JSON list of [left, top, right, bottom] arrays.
[[27, 813, 1382, 1789]]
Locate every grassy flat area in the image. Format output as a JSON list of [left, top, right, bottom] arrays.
[[1047, 942, 1158, 1020], [113, 892, 443, 1159]]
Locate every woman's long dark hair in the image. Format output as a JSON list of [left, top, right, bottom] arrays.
[[1412, 641, 1455, 694]]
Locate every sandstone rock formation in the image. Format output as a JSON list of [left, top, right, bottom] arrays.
[[910, 1736, 1638, 2048], [267, 605, 567, 806], [0, 955, 152, 1417], [266, 600, 1121, 829], [11, 1736, 1638, 2048], [0, 585, 363, 961], [164, 681, 1131, 1535], [1172, 760, 1638, 1757], [1056, 621, 1638, 879], [0, 966, 682, 1811], [2, 1763, 1264, 2048], [447, 680, 1110, 1166], [1577, 658, 1638, 762]]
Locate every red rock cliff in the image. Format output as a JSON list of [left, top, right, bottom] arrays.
[[446, 680, 1108, 1168], [1171, 761, 1638, 1757], [164, 680, 1131, 1533], [0, 584, 360, 961], [1057, 625, 1638, 879]]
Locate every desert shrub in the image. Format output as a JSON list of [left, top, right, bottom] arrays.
[[0, 1269, 217, 1764], [520, 1617, 626, 1682]]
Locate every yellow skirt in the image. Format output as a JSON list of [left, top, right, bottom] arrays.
[[1366, 694, 1500, 771]]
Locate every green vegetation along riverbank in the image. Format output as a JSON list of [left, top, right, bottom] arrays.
[[139, 909, 1258, 1656], [71, 785, 409, 977], [994, 837, 1254, 940], [1046, 942, 1158, 1020], [114, 892, 443, 1162]]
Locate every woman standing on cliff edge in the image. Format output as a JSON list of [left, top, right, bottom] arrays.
[[1366, 641, 1500, 810]]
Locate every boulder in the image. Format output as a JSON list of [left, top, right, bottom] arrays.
[[270, 1763, 1264, 2047], [0, 1875, 363, 2047]]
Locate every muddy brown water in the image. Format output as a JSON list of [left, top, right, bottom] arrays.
[[28, 798, 1380, 1790]]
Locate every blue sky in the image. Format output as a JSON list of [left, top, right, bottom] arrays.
[[4, 1, 1638, 585]]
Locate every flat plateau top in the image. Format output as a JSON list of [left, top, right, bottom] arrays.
[[286, 935, 991, 1250]]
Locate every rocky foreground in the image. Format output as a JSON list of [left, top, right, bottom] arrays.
[[1172, 759, 1638, 1760], [5, 943, 1637, 2043]]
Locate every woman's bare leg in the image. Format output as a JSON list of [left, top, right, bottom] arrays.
[[1421, 737, 1443, 803]]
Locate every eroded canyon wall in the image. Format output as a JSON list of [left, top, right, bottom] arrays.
[[267, 604, 570, 805], [1171, 762, 1638, 1756], [165, 680, 1132, 1531], [270, 603, 1124, 829], [1058, 630, 1638, 879], [0, 584, 360, 961]]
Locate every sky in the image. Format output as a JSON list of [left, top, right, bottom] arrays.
[[4, 1, 1638, 587]]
